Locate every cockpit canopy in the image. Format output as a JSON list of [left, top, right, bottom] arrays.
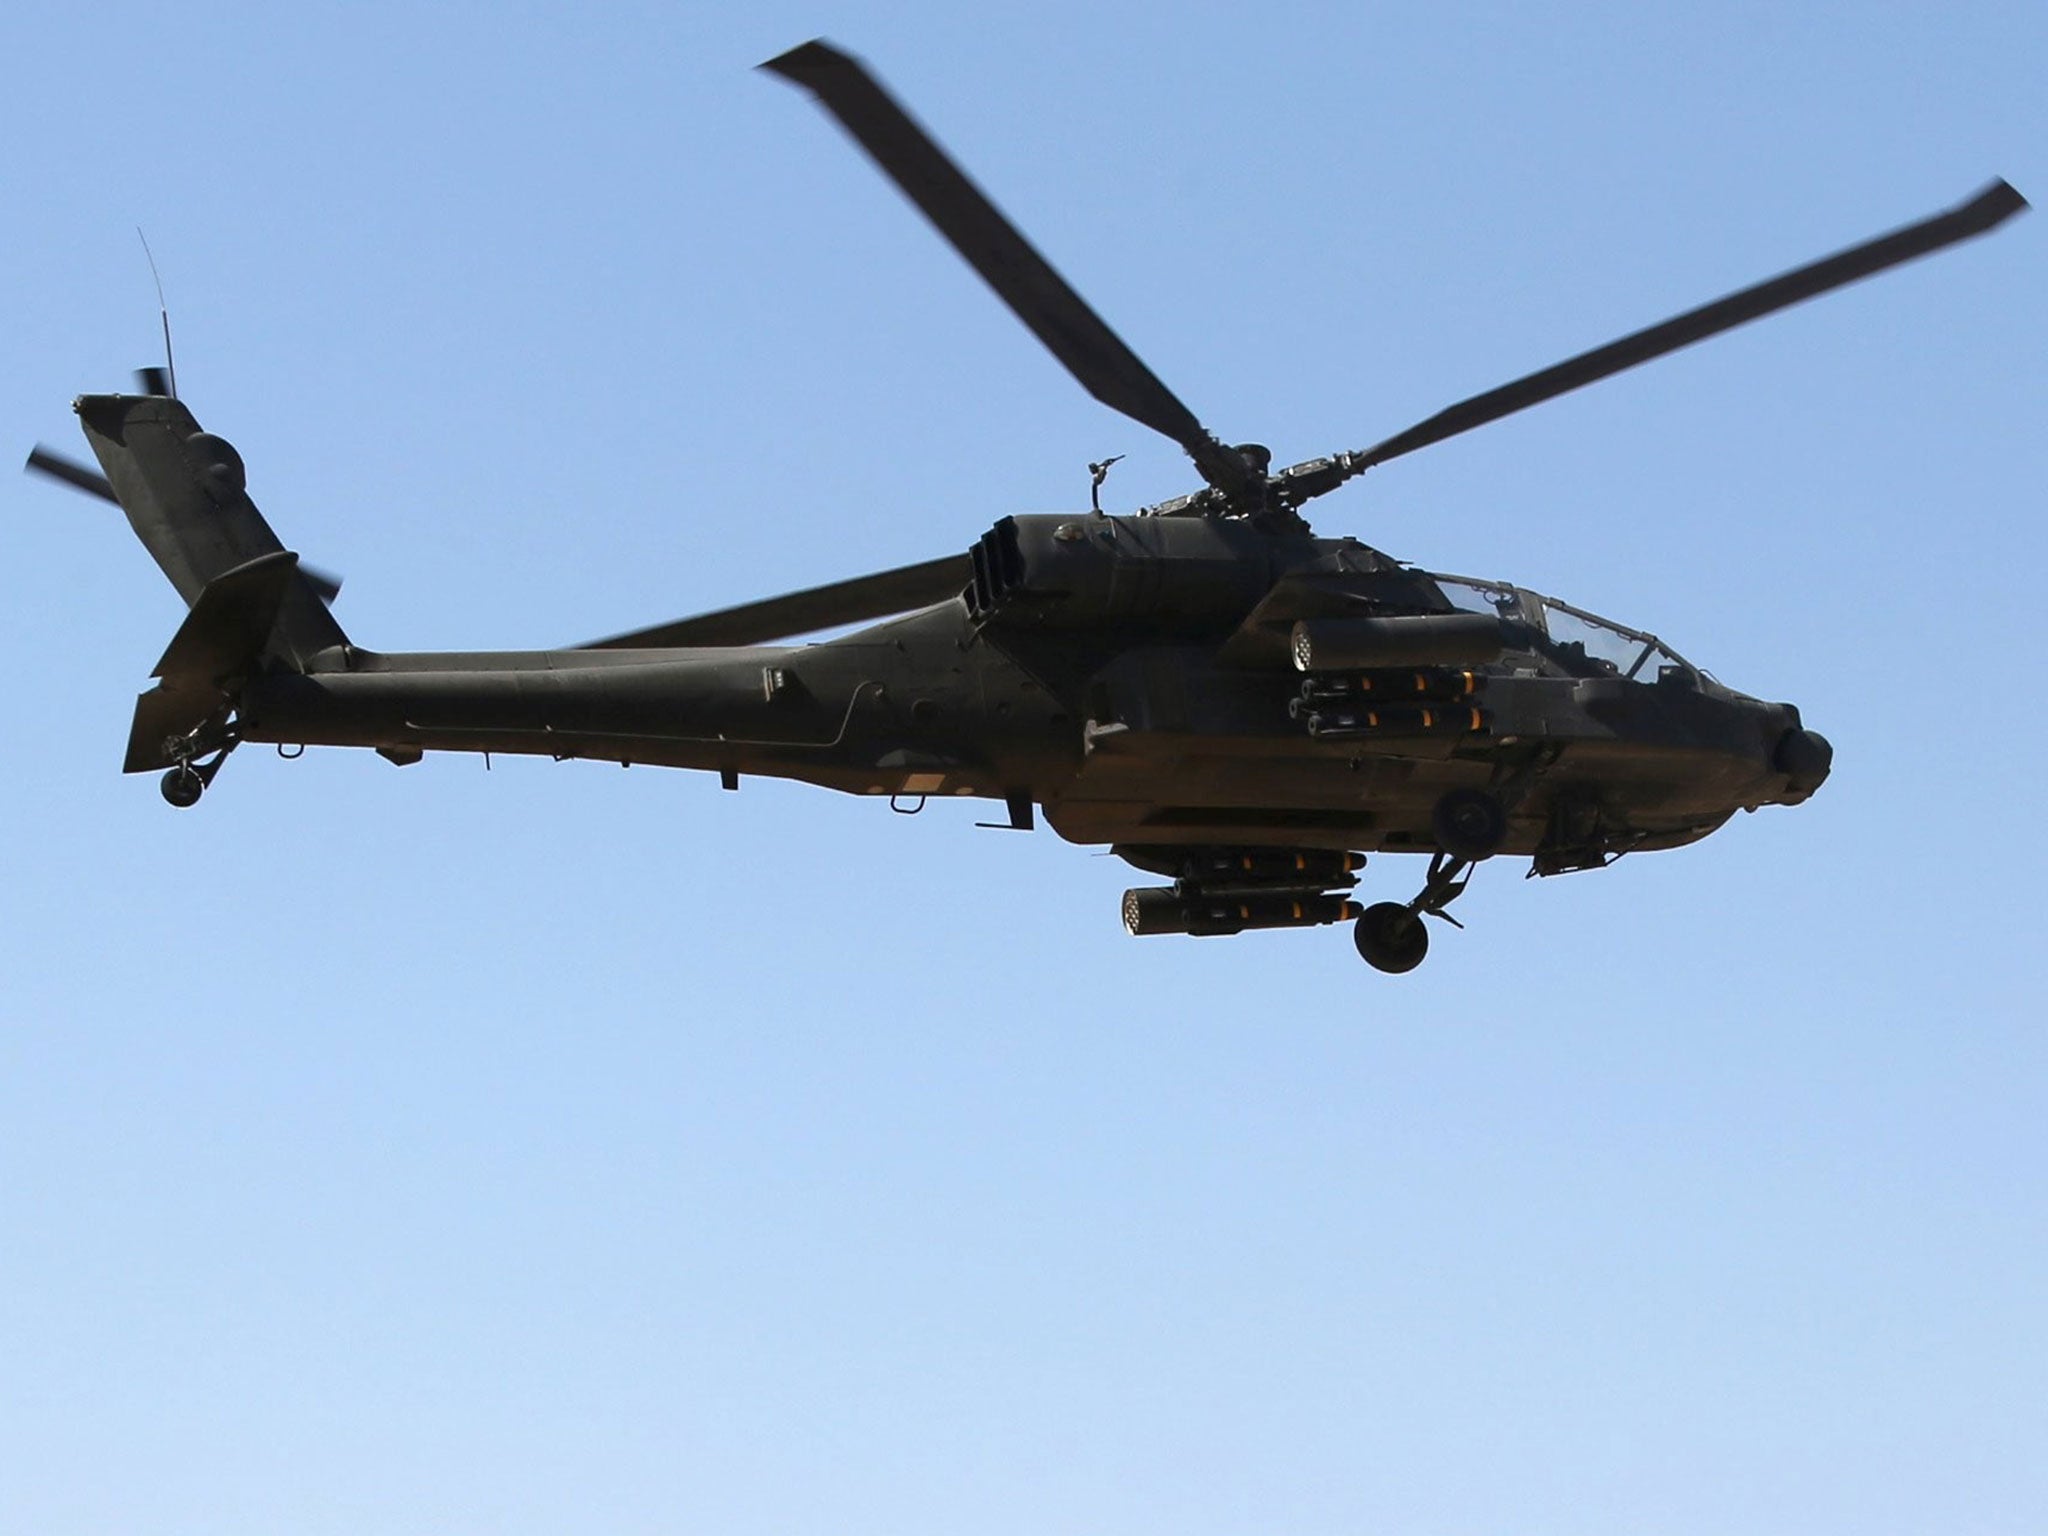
[[1426, 572, 1697, 684]]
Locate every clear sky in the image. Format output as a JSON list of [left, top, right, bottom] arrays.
[[3, 3, 2043, 1532]]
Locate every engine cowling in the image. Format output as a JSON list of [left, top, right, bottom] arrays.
[[967, 514, 1279, 632]]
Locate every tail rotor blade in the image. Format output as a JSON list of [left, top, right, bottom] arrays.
[[26, 445, 117, 503]]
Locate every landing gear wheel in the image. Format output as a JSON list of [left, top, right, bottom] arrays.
[[1432, 788, 1507, 861], [1354, 901, 1430, 973], [160, 766, 204, 809]]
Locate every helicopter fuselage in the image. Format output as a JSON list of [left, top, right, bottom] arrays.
[[232, 511, 1826, 875]]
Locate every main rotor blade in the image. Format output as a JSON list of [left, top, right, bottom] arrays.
[[1356, 179, 2029, 471], [761, 40, 1253, 501], [579, 552, 971, 650]]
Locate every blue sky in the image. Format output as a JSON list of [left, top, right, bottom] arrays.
[[3, 3, 2043, 1532]]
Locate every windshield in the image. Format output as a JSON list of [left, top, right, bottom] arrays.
[[1427, 571, 1695, 682]]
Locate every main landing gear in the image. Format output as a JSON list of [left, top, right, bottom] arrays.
[[1352, 849, 1479, 973], [1351, 785, 1504, 972]]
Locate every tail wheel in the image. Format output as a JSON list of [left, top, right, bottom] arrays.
[[160, 766, 204, 809], [1354, 901, 1429, 973]]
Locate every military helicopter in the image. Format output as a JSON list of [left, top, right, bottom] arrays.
[[28, 40, 2026, 971]]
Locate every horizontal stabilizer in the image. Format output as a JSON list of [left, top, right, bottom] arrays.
[[152, 549, 302, 682], [124, 550, 302, 773], [125, 685, 207, 773]]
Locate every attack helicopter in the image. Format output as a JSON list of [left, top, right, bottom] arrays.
[[28, 41, 2026, 971]]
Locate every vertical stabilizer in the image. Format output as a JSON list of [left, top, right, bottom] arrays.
[[76, 393, 346, 666]]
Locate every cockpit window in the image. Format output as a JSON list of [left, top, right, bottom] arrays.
[[1423, 570, 1695, 682], [1542, 602, 1646, 677], [1537, 596, 1691, 681], [1432, 575, 1532, 621]]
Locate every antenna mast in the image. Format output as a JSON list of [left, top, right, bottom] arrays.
[[136, 227, 176, 399]]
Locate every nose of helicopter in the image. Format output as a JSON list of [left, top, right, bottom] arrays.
[[1772, 722, 1834, 801]]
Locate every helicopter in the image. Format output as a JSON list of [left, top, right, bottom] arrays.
[[26, 40, 2026, 972]]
